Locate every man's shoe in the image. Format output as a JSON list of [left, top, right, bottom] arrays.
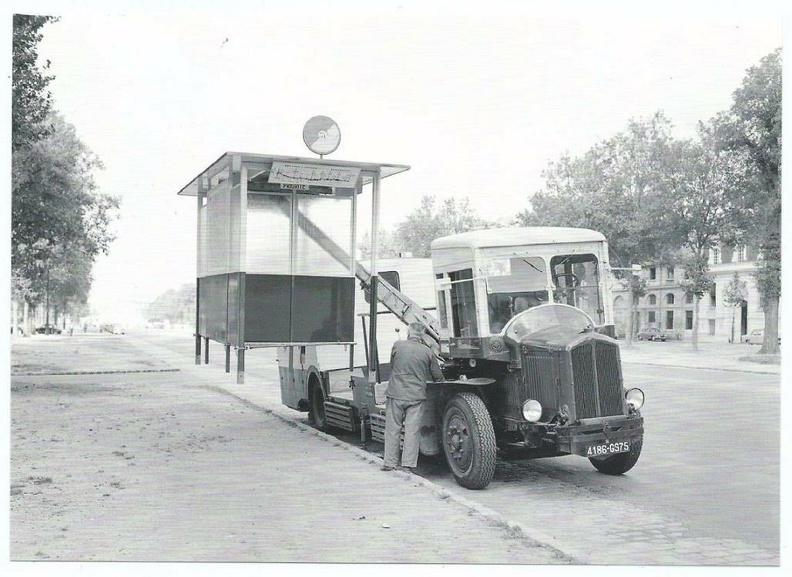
[[398, 466, 415, 473], [381, 465, 396, 471]]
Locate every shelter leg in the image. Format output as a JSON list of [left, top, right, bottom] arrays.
[[195, 333, 202, 365], [225, 345, 231, 373], [204, 337, 209, 364], [237, 348, 245, 384]]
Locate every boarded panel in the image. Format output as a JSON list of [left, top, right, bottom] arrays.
[[291, 276, 354, 342], [244, 274, 292, 342], [199, 274, 229, 342]]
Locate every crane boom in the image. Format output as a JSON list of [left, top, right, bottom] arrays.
[[292, 206, 441, 351]]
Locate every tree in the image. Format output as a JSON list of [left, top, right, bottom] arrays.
[[723, 272, 748, 344], [12, 112, 120, 323], [516, 112, 682, 344], [144, 285, 196, 326], [713, 49, 781, 355], [394, 195, 493, 257], [678, 254, 713, 352], [360, 195, 494, 259], [12, 15, 57, 152], [666, 121, 752, 350]]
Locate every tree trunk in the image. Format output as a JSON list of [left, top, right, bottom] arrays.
[[758, 296, 780, 355], [730, 306, 736, 344], [691, 296, 700, 352], [625, 278, 635, 347]]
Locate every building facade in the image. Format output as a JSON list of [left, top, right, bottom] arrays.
[[610, 243, 772, 342]]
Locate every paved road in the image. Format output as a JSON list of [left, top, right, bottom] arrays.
[[128, 330, 782, 565]]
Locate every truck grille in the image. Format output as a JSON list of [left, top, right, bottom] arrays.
[[571, 340, 623, 419]]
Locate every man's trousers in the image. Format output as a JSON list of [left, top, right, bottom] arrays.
[[383, 397, 424, 468]]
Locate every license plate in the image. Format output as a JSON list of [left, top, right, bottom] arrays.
[[586, 441, 630, 457]]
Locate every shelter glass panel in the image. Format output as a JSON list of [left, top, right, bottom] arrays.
[[246, 193, 291, 274], [294, 195, 353, 276]]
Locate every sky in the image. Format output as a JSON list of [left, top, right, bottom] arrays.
[[6, 0, 787, 324]]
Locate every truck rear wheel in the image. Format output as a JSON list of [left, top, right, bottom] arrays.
[[589, 438, 643, 475], [442, 392, 496, 490], [309, 378, 328, 431]]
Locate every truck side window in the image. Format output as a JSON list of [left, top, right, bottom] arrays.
[[449, 269, 478, 337], [550, 254, 603, 324], [364, 270, 400, 303]]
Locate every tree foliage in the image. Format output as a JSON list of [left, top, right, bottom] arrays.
[[713, 48, 781, 354], [12, 14, 57, 152], [12, 14, 120, 325], [143, 285, 196, 326], [517, 112, 680, 269], [360, 195, 494, 259]]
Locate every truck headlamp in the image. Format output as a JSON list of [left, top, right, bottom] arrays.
[[625, 388, 645, 410], [522, 399, 543, 423]]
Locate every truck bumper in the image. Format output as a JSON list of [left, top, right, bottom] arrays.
[[554, 416, 644, 457]]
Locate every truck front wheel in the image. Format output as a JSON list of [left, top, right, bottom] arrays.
[[589, 438, 643, 475], [442, 392, 496, 490]]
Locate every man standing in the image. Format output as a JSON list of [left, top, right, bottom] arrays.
[[382, 322, 444, 472]]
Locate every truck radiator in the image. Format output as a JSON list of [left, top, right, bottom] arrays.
[[324, 401, 357, 432], [571, 340, 623, 419]]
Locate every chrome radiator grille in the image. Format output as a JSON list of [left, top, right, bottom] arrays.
[[571, 340, 623, 419]]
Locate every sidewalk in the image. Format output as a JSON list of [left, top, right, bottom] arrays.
[[617, 339, 781, 375]]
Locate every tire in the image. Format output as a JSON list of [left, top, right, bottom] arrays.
[[442, 392, 496, 490], [308, 377, 328, 431], [589, 438, 643, 475]]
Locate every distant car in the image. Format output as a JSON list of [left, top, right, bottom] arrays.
[[35, 324, 62, 335], [636, 327, 666, 341], [746, 329, 781, 345]]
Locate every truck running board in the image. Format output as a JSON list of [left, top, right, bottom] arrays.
[[324, 401, 357, 432], [369, 412, 386, 443]]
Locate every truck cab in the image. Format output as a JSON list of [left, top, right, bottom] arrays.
[[420, 227, 644, 489]]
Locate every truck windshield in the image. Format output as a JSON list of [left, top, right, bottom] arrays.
[[503, 304, 594, 345], [550, 253, 603, 324], [483, 256, 549, 333]]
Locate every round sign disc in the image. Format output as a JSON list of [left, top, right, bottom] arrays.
[[303, 115, 341, 156]]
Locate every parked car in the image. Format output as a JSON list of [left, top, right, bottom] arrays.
[[35, 324, 62, 335], [636, 327, 666, 341], [746, 329, 781, 345]]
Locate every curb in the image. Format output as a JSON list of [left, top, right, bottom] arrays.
[[199, 381, 578, 564], [620, 360, 779, 375], [11, 368, 181, 377]]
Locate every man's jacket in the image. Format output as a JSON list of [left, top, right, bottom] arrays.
[[385, 336, 444, 402]]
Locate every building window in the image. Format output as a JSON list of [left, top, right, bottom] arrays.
[[685, 292, 694, 304], [685, 310, 694, 330], [666, 266, 675, 280], [711, 247, 721, 265], [709, 283, 717, 306], [736, 245, 745, 262], [649, 267, 657, 280], [647, 294, 657, 305], [666, 293, 675, 305], [648, 311, 656, 324], [708, 319, 716, 335], [666, 310, 674, 329]]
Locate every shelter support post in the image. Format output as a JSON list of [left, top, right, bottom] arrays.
[[204, 337, 209, 364], [225, 345, 231, 373], [237, 348, 245, 384], [195, 333, 202, 365]]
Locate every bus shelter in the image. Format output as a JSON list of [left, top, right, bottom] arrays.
[[177, 152, 409, 383]]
